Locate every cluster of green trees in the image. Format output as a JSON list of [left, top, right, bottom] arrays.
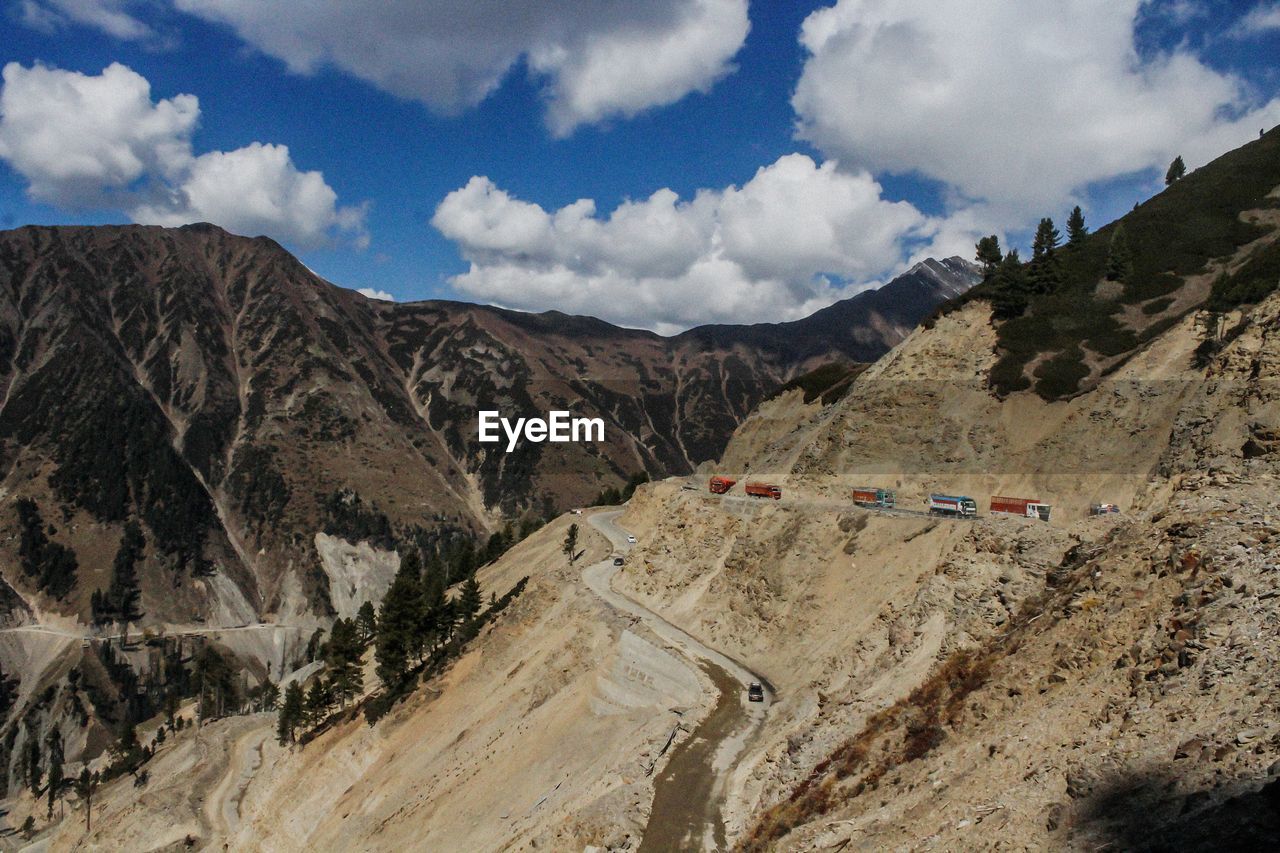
[[22, 714, 149, 833], [975, 154, 1190, 322], [592, 472, 650, 506], [10, 632, 265, 821], [325, 488, 549, 589], [227, 444, 291, 537], [322, 488, 396, 547], [90, 522, 145, 638], [276, 616, 366, 743], [14, 498, 78, 599], [478, 513, 546, 567], [975, 205, 1139, 320], [279, 552, 532, 740], [374, 548, 483, 690]]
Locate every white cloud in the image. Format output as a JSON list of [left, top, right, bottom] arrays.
[[0, 61, 195, 207], [433, 154, 941, 332], [532, 0, 750, 136], [357, 287, 394, 301], [792, 0, 1280, 217], [19, 0, 153, 40], [0, 62, 366, 248], [1231, 3, 1280, 36], [165, 0, 747, 135]]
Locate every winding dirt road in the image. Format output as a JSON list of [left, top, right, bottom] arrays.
[[205, 721, 271, 841], [586, 511, 771, 851]]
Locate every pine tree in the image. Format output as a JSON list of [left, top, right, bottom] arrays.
[[1066, 206, 1088, 246], [1029, 218, 1063, 293], [278, 681, 303, 744], [304, 678, 332, 725], [974, 235, 1002, 277], [260, 679, 280, 712], [419, 567, 445, 654], [356, 601, 377, 644], [164, 691, 180, 728], [26, 736, 40, 792], [74, 769, 95, 832], [45, 728, 63, 820], [1165, 155, 1186, 185], [106, 522, 145, 644], [460, 575, 482, 622], [330, 659, 363, 707], [1031, 217, 1060, 260], [376, 551, 423, 687], [563, 523, 579, 565], [989, 250, 1031, 320], [326, 618, 364, 706], [437, 597, 458, 644], [1106, 224, 1134, 282], [111, 722, 141, 774]]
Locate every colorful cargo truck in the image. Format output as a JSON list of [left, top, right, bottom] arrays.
[[852, 487, 896, 509], [928, 494, 978, 517], [990, 495, 1051, 521]]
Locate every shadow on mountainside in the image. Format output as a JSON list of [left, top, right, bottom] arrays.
[[1069, 764, 1280, 851]]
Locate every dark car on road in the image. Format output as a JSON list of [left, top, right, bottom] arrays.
[[748, 682, 764, 702], [613, 556, 624, 566]]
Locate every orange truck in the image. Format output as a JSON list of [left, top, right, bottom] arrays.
[[709, 476, 736, 494], [745, 482, 782, 500], [990, 495, 1051, 521]]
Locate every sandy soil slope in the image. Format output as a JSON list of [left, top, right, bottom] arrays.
[[588, 512, 771, 850], [610, 289, 1280, 850], [18, 512, 759, 851]]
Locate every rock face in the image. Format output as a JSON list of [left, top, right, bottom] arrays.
[[0, 223, 976, 624], [600, 140, 1280, 848]]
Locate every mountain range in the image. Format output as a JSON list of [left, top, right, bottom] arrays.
[[0, 225, 976, 622]]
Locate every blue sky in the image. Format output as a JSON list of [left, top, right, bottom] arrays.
[[1, 1, 1278, 331]]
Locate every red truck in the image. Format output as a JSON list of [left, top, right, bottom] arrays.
[[745, 482, 782, 500], [709, 476, 736, 494], [990, 495, 1051, 521], [852, 487, 895, 509]]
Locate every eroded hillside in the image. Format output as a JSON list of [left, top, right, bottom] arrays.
[[597, 138, 1280, 848], [8, 514, 731, 850]]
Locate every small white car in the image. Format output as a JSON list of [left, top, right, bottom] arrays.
[[626, 535, 637, 544]]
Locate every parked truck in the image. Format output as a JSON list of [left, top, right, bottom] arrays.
[[852, 487, 896, 509], [745, 482, 782, 500], [990, 495, 1051, 521], [1090, 503, 1120, 516], [928, 494, 978, 517], [709, 476, 737, 494]]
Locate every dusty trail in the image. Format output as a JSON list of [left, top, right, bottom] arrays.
[[718, 492, 975, 521], [205, 720, 272, 842], [0, 623, 304, 640], [586, 511, 770, 850], [640, 662, 743, 852]]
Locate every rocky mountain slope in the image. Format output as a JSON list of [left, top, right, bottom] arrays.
[[2, 134, 1277, 850], [599, 131, 1280, 849], [0, 225, 975, 626]]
